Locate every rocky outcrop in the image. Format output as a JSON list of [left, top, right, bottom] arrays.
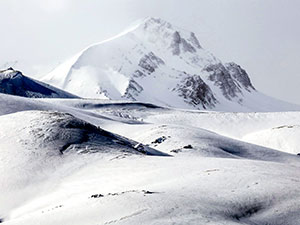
[[175, 74, 217, 109], [138, 52, 165, 74], [204, 63, 242, 100], [189, 32, 202, 49], [170, 31, 197, 55], [123, 79, 144, 101], [225, 62, 255, 91]]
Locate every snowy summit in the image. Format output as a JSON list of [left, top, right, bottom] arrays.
[[43, 17, 299, 112]]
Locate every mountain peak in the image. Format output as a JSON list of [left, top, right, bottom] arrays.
[[43, 18, 279, 111], [130, 17, 203, 57], [141, 17, 173, 29]]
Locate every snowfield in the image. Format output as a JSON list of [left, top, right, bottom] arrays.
[[0, 93, 300, 224]]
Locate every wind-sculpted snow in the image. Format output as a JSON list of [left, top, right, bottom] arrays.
[[42, 17, 300, 112], [0, 68, 78, 98]]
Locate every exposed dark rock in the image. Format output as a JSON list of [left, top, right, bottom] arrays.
[[170, 149, 182, 153], [123, 79, 144, 101], [91, 194, 104, 198], [170, 31, 196, 55], [183, 144, 193, 149], [175, 74, 218, 109], [170, 31, 182, 55], [189, 32, 202, 49], [90, 190, 159, 199], [152, 136, 167, 144], [204, 63, 241, 100], [142, 190, 158, 195], [134, 143, 147, 154], [132, 70, 145, 78], [225, 62, 255, 91], [273, 125, 295, 129], [181, 38, 196, 53], [138, 52, 164, 74]]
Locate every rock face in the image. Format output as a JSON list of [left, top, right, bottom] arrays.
[[0, 68, 78, 98], [225, 62, 255, 91], [43, 17, 264, 111], [175, 74, 217, 109], [138, 52, 165, 74], [204, 63, 242, 100]]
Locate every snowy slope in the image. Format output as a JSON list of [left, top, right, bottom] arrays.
[[1, 94, 300, 224], [43, 17, 300, 112], [0, 68, 78, 98], [243, 125, 300, 155], [0, 109, 166, 217], [5, 156, 300, 225]]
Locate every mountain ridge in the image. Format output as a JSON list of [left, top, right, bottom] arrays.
[[0, 67, 78, 98]]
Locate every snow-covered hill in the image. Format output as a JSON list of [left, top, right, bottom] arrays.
[[43, 17, 300, 112], [0, 68, 77, 98], [0, 95, 300, 224]]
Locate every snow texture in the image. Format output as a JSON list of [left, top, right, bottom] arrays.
[[0, 94, 300, 224]]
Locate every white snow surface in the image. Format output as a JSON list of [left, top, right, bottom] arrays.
[[1, 94, 300, 224]]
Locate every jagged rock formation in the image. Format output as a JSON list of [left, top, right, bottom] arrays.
[[225, 62, 255, 91], [175, 74, 217, 109], [138, 52, 165, 74], [204, 63, 242, 100]]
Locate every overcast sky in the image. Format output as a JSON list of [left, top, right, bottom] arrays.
[[1, 0, 299, 104]]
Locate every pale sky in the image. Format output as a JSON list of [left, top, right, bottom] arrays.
[[1, 0, 299, 104]]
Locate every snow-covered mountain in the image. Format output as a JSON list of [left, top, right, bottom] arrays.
[[0, 68, 77, 98], [43, 17, 300, 112]]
